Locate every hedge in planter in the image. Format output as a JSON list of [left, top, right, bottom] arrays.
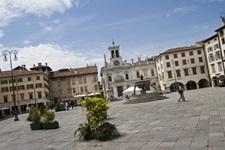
[[42, 108, 59, 129], [28, 106, 42, 130], [74, 97, 120, 141], [54, 102, 66, 112]]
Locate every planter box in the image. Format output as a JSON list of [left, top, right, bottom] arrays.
[[42, 121, 59, 129], [55, 109, 66, 112], [30, 123, 42, 130]]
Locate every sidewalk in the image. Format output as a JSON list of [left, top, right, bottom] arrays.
[[0, 87, 225, 150]]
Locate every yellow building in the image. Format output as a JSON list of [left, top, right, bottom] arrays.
[[0, 65, 50, 115], [48, 65, 99, 102]]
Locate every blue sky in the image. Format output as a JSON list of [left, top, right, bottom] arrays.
[[0, 0, 225, 73]]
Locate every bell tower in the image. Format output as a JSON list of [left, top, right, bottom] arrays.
[[108, 41, 122, 67]]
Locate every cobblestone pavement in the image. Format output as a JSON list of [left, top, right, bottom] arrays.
[[1, 87, 225, 150]]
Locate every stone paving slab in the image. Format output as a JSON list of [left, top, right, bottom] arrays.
[[1, 87, 225, 150]]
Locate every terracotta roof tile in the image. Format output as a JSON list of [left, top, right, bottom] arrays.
[[0, 69, 42, 78], [161, 45, 203, 55], [49, 66, 98, 78]]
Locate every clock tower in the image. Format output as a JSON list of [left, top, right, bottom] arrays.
[[108, 41, 123, 67]]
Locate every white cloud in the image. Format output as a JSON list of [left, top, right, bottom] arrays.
[[0, 30, 4, 38], [167, 6, 198, 17], [0, 44, 104, 72], [0, 0, 87, 28]]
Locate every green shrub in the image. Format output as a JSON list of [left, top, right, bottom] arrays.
[[42, 108, 55, 124], [27, 106, 41, 124], [39, 103, 47, 115], [75, 97, 120, 141], [92, 122, 120, 141], [74, 123, 93, 140], [54, 102, 65, 111]]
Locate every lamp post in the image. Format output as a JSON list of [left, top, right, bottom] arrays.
[[2, 50, 19, 121], [33, 78, 37, 108]]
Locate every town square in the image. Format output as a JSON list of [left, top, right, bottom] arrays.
[[1, 87, 225, 150]]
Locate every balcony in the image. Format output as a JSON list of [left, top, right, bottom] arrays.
[[114, 76, 124, 83]]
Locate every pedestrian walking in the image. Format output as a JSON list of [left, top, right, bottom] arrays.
[[178, 84, 185, 102], [65, 102, 69, 111], [71, 100, 74, 109]]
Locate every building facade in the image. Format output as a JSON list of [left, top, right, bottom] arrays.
[[48, 66, 99, 102], [155, 44, 210, 92], [0, 65, 50, 115], [101, 42, 158, 99]]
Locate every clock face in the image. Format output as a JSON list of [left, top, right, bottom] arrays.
[[114, 60, 120, 66]]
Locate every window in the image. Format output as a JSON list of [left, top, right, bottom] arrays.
[[200, 66, 205, 74], [1, 87, 8, 92], [17, 78, 22, 82], [208, 54, 215, 62], [125, 74, 129, 80], [190, 58, 195, 64], [36, 76, 40, 80], [192, 67, 197, 75], [184, 68, 189, 76], [189, 51, 193, 56], [182, 60, 187, 65], [222, 38, 225, 44], [35, 83, 42, 88], [167, 71, 172, 78], [80, 87, 84, 93], [181, 53, 185, 57], [207, 47, 213, 53], [20, 93, 24, 101], [199, 57, 203, 62], [72, 79, 75, 85], [218, 62, 223, 71], [197, 50, 201, 54], [1, 80, 8, 84], [73, 88, 76, 93], [27, 84, 34, 89], [84, 86, 88, 92], [9, 79, 16, 83], [151, 70, 155, 76], [213, 44, 219, 50], [108, 76, 112, 82], [211, 64, 216, 73], [165, 55, 169, 60], [220, 30, 224, 37], [176, 70, 181, 77], [27, 77, 31, 81], [79, 78, 82, 84], [174, 54, 177, 58], [215, 52, 221, 60], [175, 61, 179, 66], [83, 78, 87, 84], [29, 93, 33, 99], [3, 96, 8, 103], [166, 62, 171, 68], [10, 86, 17, 91], [18, 85, 25, 90], [136, 71, 140, 78], [38, 92, 42, 98]]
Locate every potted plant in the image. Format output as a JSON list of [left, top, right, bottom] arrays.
[[54, 102, 66, 112], [28, 106, 42, 130], [42, 108, 59, 129]]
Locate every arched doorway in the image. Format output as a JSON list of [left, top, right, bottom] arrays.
[[186, 80, 197, 90], [218, 75, 225, 87], [198, 79, 209, 88]]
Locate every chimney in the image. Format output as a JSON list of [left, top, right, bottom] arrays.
[[45, 63, 47, 66], [38, 63, 42, 66], [33, 64, 35, 67], [0, 69, 1, 73]]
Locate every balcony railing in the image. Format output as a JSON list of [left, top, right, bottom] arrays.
[[114, 77, 124, 83]]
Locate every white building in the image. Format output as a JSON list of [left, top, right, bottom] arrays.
[[101, 42, 158, 99], [155, 44, 210, 92], [200, 34, 224, 87]]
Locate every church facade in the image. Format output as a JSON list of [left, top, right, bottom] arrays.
[[101, 42, 159, 99]]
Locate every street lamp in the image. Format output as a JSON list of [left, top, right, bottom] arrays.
[[2, 50, 19, 121]]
